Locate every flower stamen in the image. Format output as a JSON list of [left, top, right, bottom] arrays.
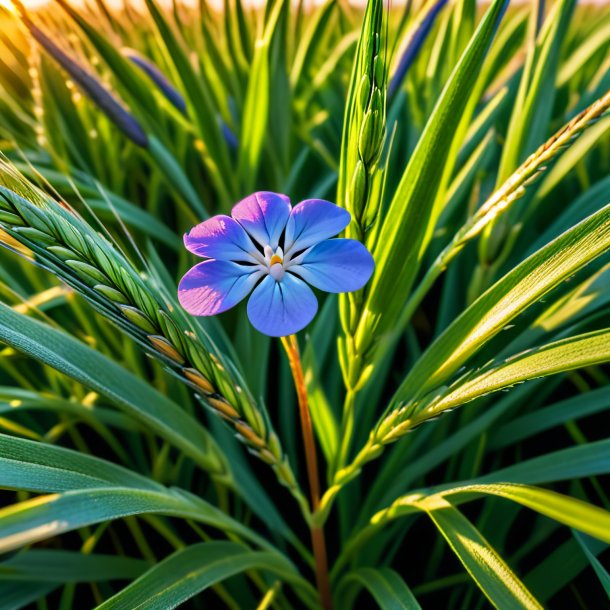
[[270, 263, 285, 281]]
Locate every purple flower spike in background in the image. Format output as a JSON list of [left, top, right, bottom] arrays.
[[178, 191, 375, 336]]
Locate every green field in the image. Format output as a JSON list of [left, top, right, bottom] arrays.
[[0, 0, 609, 608]]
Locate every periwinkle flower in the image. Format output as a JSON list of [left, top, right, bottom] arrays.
[[178, 192, 374, 336]]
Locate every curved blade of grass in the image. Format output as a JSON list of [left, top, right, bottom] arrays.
[[501, 261, 610, 356], [557, 17, 610, 88], [477, 439, 610, 486], [0, 581, 57, 610], [573, 531, 610, 597], [338, 567, 422, 610], [342, 438, 610, 573], [413, 498, 541, 609], [369, 484, 610, 607], [96, 541, 314, 610], [361, 410, 610, 528], [0, 433, 163, 493], [376, 484, 610, 547], [0, 487, 270, 554], [84, 197, 179, 249], [0, 550, 147, 583], [425, 328, 610, 417], [0, 387, 139, 432]]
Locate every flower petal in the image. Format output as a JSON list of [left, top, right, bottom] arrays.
[[247, 274, 318, 337], [183, 215, 259, 262], [284, 199, 351, 255], [289, 239, 374, 293], [178, 260, 262, 316], [231, 192, 291, 249]]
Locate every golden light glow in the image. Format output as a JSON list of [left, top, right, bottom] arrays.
[[0, 0, 50, 11], [0, 0, 326, 12]]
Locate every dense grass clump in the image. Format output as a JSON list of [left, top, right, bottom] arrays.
[[0, 0, 609, 608]]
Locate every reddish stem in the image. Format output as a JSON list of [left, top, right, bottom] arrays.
[[282, 334, 332, 610]]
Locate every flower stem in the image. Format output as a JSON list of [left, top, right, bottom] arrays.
[[281, 334, 333, 610]]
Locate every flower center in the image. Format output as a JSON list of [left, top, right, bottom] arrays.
[[264, 245, 286, 282]]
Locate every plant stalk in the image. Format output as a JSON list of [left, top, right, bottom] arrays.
[[281, 334, 333, 610], [334, 389, 356, 475]]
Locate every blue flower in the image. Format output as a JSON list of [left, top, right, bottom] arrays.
[[178, 192, 375, 336]]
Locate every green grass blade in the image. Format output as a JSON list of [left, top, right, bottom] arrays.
[[368, 483, 610, 607], [96, 541, 313, 610], [451, 485, 610, 545], [477, 439, 610, 485], [0, 487, 270, 554], [427, 328, 610, 416], [0, 433, 163, 492], [573, 532, 610, 597], [0, 581, 57, 610], [373, 483, 610, 546], [0, 550, 148, 583], [418, 499, 541, 609], [338, 567, 422, 610]]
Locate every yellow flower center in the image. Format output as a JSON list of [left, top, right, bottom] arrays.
[[269, 253, 283, 266]]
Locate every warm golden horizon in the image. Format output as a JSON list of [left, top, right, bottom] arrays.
[[0, 0, 326, 10], [0, 0, 47, 10]]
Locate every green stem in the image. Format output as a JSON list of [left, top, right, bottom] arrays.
[[334, 389, 357, 475]]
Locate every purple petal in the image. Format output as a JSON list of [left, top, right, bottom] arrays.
[[178, 260, 262, 316], [247, 274, 318, 337], [289, 239, 374, 293], [184, 215, 259, 262], [231, 192, 291, 249], [284, 199, 351, 254]]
